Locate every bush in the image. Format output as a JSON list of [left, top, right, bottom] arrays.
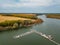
[[0, 20, 33, 27], [0, 20, 22, 27]]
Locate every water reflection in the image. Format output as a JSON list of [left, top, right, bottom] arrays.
[[37, 15, 46, 21]]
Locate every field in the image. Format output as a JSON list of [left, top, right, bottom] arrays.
[[1, 13, 37, 19], [0, 15, 36, 23]]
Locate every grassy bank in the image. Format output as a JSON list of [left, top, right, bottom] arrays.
[[0, 14, 43, 31], [1, 14, 37, 19], [46, 14, 60, 19], [0, 20, 34, 31]]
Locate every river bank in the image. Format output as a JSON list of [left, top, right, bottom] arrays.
[[0, 15, 60, 45], [46, 14, 60, 19], [0, 14, 43, 31]]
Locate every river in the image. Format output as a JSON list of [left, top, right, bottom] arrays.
[[0, 15, 60, 45]]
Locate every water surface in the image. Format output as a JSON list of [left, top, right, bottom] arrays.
[[0, 15, 60, 45]]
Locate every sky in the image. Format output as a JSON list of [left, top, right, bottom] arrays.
[[0, 0, 60, 13]]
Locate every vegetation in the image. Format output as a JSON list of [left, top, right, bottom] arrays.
[[46, 14, 60, 19], [0, 13, 43, 31], [1, 14, 37, 19], [0, 20, 21, 27], [0, 20, 34, 27]]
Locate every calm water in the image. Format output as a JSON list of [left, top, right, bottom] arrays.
[[0, 15, 60, 45]]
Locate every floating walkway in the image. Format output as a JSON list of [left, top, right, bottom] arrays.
[[13, 30, 60, 45], [13, 30, 34, 39], [34, 30, 60, 45]]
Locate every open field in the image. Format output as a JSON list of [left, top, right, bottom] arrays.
[[0, 15, 37, 23], [1, 13, 37, 19]]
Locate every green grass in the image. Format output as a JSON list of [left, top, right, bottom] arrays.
[[0, 20, 33, 27], [0, 20, 21, 27]]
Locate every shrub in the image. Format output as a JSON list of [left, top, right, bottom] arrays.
[[0, 20, 22, 27]]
